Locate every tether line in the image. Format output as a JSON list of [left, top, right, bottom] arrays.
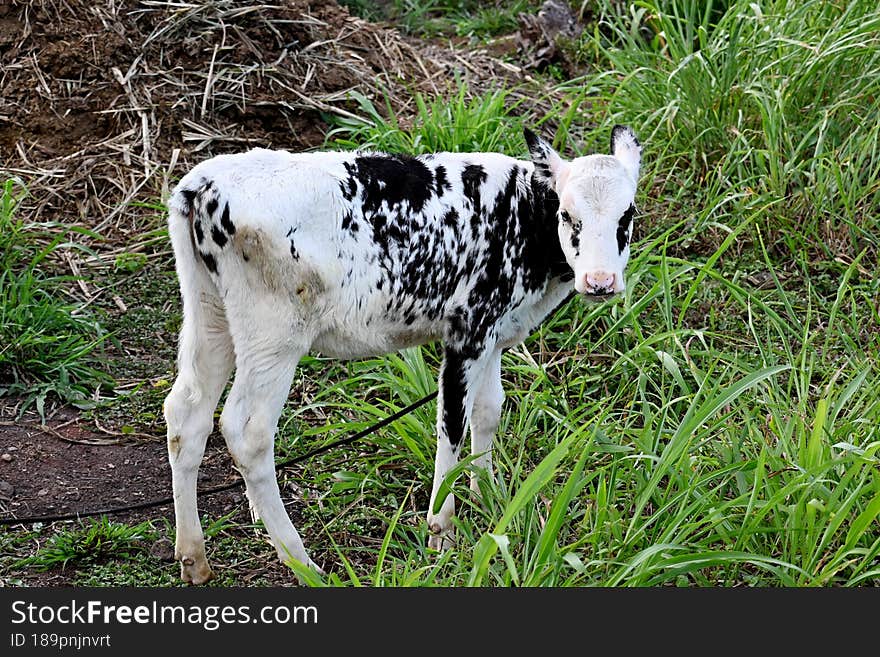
[[0, 390, 438, 526]]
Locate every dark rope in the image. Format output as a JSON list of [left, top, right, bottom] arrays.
[[0, 390, 438, 527]]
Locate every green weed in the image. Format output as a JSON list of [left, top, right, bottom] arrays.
[[339, 0, 533, 38], [326, 83, 529, 155], [0, 179, 112, 415], [14, 518, 156, 572]]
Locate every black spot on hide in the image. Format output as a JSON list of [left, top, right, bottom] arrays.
[[371, 213, 387, 245], [342, 211, 358, 233], [340, 162, 358, 201], [461, 164, 487, 211], [434, 165, 451, 196], [441, 348, 468, 448], [521, 175, 569, 290], [617, 204, 635, 254], [353, 154, 435, 215], [200, 251, 218, 274], [211, 225, 227, 248], [179, 188, 197, 215], [523, 128, 543, 155], [220, 202, 235, 235]]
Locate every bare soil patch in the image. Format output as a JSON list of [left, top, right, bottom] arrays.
[[0, 403, 231, 524], [0, 398, 296, 586]]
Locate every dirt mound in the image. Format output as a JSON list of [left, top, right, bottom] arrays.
[[1, 0, 427, 155], [0, 0, 535, 242]]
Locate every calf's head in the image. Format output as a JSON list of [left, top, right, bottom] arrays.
[[525, 126, 641, 298]]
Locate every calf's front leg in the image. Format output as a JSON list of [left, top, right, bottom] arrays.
[[427, 342, 495, 550], [469, 347, 503, 493]]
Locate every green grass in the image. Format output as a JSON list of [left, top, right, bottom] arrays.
[[0, 179, 112, 415], [13, 517, 156, 572], [325, 83, 531, 154], [6, 0, 880, 587], [339, 0, 534, 38]]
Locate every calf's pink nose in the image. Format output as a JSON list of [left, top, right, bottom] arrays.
[[583, 271, 615, 295]]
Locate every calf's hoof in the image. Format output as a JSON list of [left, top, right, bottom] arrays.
[[427, 522, 455, 552], [180, 556, 214, 585]]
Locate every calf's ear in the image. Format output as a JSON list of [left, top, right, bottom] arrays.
[[524, 128, 570, 192], [610, 125, 641, 183]]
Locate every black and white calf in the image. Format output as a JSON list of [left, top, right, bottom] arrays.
[[163, 126, 641, 583]]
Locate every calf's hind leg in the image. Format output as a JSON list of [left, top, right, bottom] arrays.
[[164, 293, 234, 585], [219, 334, 320, 574]]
